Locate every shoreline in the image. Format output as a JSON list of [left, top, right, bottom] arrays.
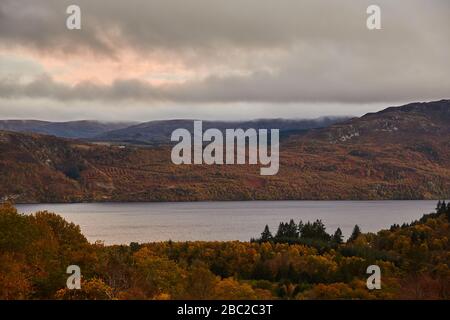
[[10, 198, 449, 206]]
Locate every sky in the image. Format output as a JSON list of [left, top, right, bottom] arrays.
[[0, 0, 449, 121]]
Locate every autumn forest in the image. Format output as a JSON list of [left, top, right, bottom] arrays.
[[1, 201, 449, 300]]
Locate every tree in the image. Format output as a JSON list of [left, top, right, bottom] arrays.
[[212, 278, 257, 300], [286, 219, 299, 239], [0, 253, 31, 299], [300, 220, 330, 241], [275, 222, 287, 239], [436, 200, 442, 213], [260, 225, 273, 242], [348, 225, 361, 242], [55, 278, 114, 300], [274, 219, 300, 241], [133, 248, 186, 298], [183, 261, 218, 299], [332, 228, 343, 244], [436, 200, 447, 215]]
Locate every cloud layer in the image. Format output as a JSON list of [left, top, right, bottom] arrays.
[[0, 0, 449, 120]]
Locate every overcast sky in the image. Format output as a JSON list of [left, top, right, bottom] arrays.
[[0, 0, 449, 121]]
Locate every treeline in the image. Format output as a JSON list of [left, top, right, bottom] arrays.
[[0, 201, 449, 300], [252, 219, 362, 249]]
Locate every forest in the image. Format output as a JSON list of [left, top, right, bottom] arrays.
[[0, 201, 449, 300]]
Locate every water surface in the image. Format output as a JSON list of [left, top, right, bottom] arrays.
[[16, 201, 437, 245]]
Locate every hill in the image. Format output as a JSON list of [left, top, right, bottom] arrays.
[[309, 99, 450, 144], [0, 100, 449, 203], [93, 117, 348, 145], [0, 118, 347, 143], [0, 120, 135, 139]]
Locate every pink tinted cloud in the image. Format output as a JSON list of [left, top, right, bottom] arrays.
[[0, 46, 199, 86]]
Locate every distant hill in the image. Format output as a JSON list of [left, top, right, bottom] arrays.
[[308, 99, 450, 144], [0, 100, 449, 203], [0, 120, 135, 139], [93, 117, 349, 145], [0, 117, 348, 143]]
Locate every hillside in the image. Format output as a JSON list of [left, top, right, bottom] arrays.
[[0, 118, 347, 144], [309, 100, 450, 144], [0, 120, 135, 139], [93, 117, 348, 145], [0, 100, 449, 203]]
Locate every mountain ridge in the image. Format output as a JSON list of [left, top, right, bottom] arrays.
[[92, 117, 350, 145], [0, 120, 136, 139], [0, 117, 350, 144], [0, 100, 449, 203]]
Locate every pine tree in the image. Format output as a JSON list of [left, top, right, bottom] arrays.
[[348, 225, 361, 242], [274, 220, 300, 241], [298, 220, 304, 236], [436, 200, 442, 213], [286, 219, 299, 239], [300, 220, 330, 241], [447, 202, 450, 221], [440, 201, 446, 214], [275, 222, 286, 239], [332, 228, 343, 244], [260, 225, 273, 242]]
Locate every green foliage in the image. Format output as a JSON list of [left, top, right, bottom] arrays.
[[348, 225, 362, 242], [436, 200, 450, 221], [275, 219, 299, 240], [300, 220, 331, 242], [255, 219, 337, 250], [332, 228, 343, 244], [260, 225, 273, 242]]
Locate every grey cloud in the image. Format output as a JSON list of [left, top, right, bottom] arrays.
[[0, 0, 449, 109], [1, 0, 449, 53], [1, 55, 448, 104]]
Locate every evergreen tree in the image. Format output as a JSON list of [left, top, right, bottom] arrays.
[[437, 200, 446, 214], [447, 202, 450, 221], [435, 200, 450, 220], [332, 228, 343, 244], [348, 225, 361, 242], [275, 222, 286, 239], [436, 200, 442, 213], [260, 225, 273, 242], [300, 220, 330, 241], [274, 220, 300, 241], [286, 219, 299, 239], [298, 220, 304, 235]]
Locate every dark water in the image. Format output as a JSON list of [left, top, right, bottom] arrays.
[[16, 201, 437, 245]]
